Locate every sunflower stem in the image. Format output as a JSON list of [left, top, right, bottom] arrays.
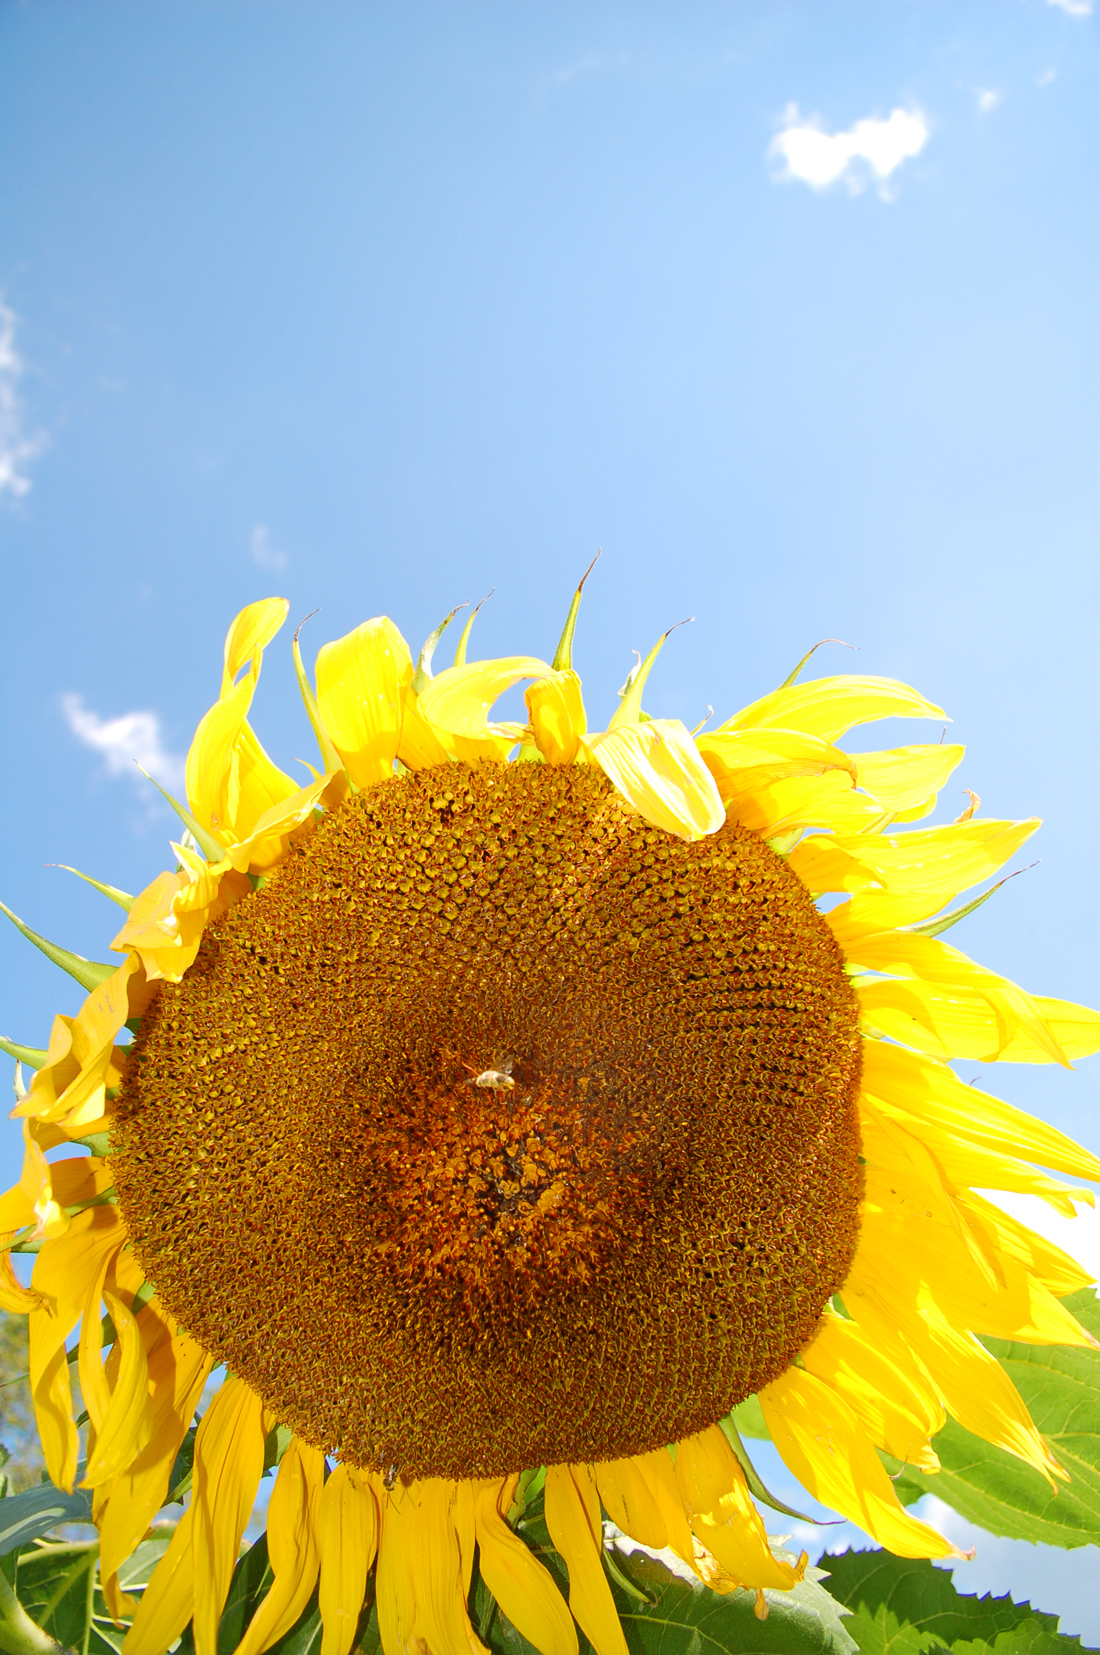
[[0, 1565, 64, 1655]]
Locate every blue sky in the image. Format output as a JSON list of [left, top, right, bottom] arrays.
[[2, 0, 1098, 1632]]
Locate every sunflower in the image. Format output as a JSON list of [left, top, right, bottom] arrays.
[[3, 580, 1100, 1655]]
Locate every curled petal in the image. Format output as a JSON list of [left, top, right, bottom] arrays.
[[584, 720, 724, 842], [315, 617, 414, 789]]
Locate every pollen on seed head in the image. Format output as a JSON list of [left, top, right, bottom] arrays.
[[112, 762, 863, 1481]]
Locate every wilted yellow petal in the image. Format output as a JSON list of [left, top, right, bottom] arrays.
[[674, 1426, 804, 1589], [585, 720, 724, 842], [315, 617, 414, 788]]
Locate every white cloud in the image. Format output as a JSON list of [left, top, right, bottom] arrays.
[[976, 87, 1002, 114], [0, 297, 45, 501], [250, 523, 288, 572], [769, 104, 929, 197], [61, 694, 187, 793], [1047, 0, 1092, 17], [1037, 67, 1058, 86]]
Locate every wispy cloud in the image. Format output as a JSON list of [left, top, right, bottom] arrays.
[[250, 523, 288, 572], [0, 297, 45, 501], [555, 53, 601, 83], [1047, 0, 1092, 17], [976, 87, 1003, 114], [61, 694, 187, 793], [769, 104, 929, 198]]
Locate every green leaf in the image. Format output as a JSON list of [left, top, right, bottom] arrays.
[[0, 902, 115, 994], [89, 1535, 172, 1655], [165, 1425, 197, 1506], [822, 1548, 1096, 1654], [892, 1290, 1100, 1548], [0, 1486, 93, 1559]]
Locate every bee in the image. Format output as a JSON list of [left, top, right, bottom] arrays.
[[383, 1463, 399, 1491], [462, 1055, 515, 1092]]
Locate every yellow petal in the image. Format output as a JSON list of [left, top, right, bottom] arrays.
[[375, 1478, 486, 1655], [850, 933, 1070, 1067], [959, 1191, 1096, 1297], [191, 1377, 268, 1655], [543, 1464, 628, 1655], [318, 1465, 378, 1655], [857, 975, 1070, 1067], [187, 672, 296, 849], [794, 818, 1040, 923], [221, 599, 290, 695], [849, 745, 965, 814], [584, 720, 725, 842], [475, 1478, 578, 1655], [759, 1368, 961, 1558], [233, 1439, 324, 1655], [99, 1328, 213, 1582], [842, 1267, 1063, 1485], [799, 1314, 943, 1470], [81, 1287, 154, 1487], [726, 771, 881, 838], [121, 1504, 197, 1655], [30, 1207, 124, 1490], [112, 862, 251, 985], [314, 617, 414, 788], [859, 1038, 1100, 1180], [225, 769, 348, 875], [526, 670, 587, 766], [698, 728, 858, 801], [420, 657, 552, 741], [721, 675, 946, 743], [593, 1457, 667, 1552], [624, 1447, 701, 1576], [998, 996, 1100, 1062], [16, 956, 151, 1129], [673, 1426, 804, 1590]]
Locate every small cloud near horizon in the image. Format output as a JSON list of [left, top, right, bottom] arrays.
[[61, 694, 187, 794], [0, 297, 45, 501], [1046, 0, 1092, 16], [769, 104, 929, 198], [250, 523, 289, 572]]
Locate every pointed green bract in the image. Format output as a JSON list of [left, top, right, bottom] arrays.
[[719, 1413, 823, 1524], [413, 603, 468, 695], [778, 638, 858, 691], [608, 618, 692, 730], [907, 864, 1035, 940], [0, 901, 115, 993], [551, 550, 601, 672], [53, 865, 133, 913], [0, 1036, 46, 1071], [135, 768, 225, 865], [453, 590, 493, 668], [292, 614, 343, 773]]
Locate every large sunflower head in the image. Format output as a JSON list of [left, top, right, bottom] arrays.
[[3, 579, 1099, 1655]]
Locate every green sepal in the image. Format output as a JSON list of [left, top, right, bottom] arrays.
[[291, 613, 343, 773], [262, 1423, 294, 1478], [506, 1466, 546, 1523], [136, 768, 226, 866], [413, 604, 468, 695], [718, 1413, 826, 1525], [453, 591, 493, 668], [905, 864, 1036, 940], [551, 550, 601, 672], [52, 866, 133, 913], [0, 901, 115, 993], [608, 618, 692, 731], [0, 1038, 46, 1072], [72, 1131, 110, 1157], [778, 638, 858, 691]]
